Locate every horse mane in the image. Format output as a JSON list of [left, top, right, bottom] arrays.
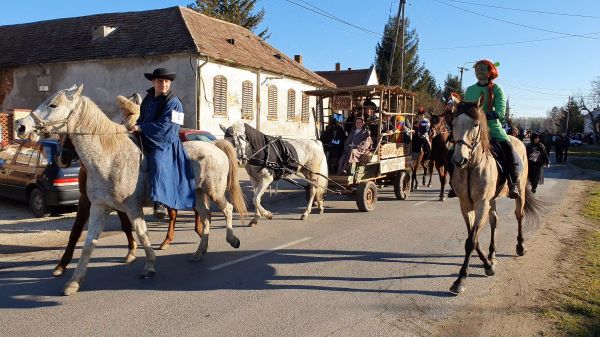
[[75, 96, 129, 152], [455, 101, 490, 153]]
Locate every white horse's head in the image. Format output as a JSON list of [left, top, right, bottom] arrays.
[[16, 84, 84, 140], [451, 93, 489, 169], [220, 121, 249, 165]]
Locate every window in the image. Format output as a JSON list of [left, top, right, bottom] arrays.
[[213, 75, 228, 116], [241, 80, 253, 119], [287, 89, 296, 121], [301, 94, 310, 123], [267, 85, 278, 120]]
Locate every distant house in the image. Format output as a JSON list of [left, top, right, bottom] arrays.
[[584, 107, 600, 134], [315, 63, 379, 88], [0, 6, 335, 139]]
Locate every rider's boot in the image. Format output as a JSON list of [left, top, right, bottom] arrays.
[[500, 140, 521, 199], [445, 147, 457, 198], [153, 202, 167, 221]]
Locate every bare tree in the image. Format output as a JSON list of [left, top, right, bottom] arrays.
[[576, 77, 600, 139]]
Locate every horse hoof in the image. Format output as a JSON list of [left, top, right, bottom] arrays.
[[427, 183, 432, 187], [53, 265, 66, 277], [189, 254, 203, 263], [319, 209, 324, 215], [248, 220, 257, 227], [64, 282, 80, 296], [159, 242, 170, 250], [123, 252, 136, 264], [300, 214, 308, 220], [265, 213, 273, 220], [516, 244, 527, 256], [140, 270, 156, 279], [439, 197, 445, 202], [449, 282, 465, 295], [484, 265, 496, 276], [229, 237, 241, 249]]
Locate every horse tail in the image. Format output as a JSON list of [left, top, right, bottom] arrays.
[[213, 139, 247, 218], [523, 186, 544, 225]]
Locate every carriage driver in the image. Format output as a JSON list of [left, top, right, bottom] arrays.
[[129, 68, 196, 219], [463, 59, 520, 199]]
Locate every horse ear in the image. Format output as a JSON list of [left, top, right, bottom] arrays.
[[219, 123, 229, 133], [450, 92, 461, 104], [476, 92, 485, 108], [67, 84, 84, 100]]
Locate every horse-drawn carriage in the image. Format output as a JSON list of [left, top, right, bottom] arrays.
[[304, 85, 416, 212]]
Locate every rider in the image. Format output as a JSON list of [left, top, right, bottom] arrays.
[[464, 59, 520, 199], [130, 68, 196, 219], [416, 107, 431, 158]]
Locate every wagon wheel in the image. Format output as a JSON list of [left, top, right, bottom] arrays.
[[394, 171, 411, 200], [356, 181, 377, 212]]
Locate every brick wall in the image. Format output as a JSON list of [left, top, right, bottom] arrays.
[[0, 112, 12, 145]]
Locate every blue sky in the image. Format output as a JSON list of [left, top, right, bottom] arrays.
[[1, 0, 599, 117]]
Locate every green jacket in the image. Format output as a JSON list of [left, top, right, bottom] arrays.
[[463, 82, 509, 142]]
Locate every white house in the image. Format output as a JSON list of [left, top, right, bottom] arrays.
[[0, 6, 335, 140]]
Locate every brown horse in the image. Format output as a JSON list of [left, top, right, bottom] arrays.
[[449, 94, 542, 295], [410, 121, 430, 191], [52, 137, 202, 277], [427, 114, 451, 201]]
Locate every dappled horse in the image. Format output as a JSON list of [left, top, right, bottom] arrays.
[[426, 114, 451, 201], [449, 94, 542, 295], [16, 85, 246, 295], [221, 122, 328, 226]]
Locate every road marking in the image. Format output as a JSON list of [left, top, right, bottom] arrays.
[[413, 198, 437, 206], [209, 237, 312, 271]]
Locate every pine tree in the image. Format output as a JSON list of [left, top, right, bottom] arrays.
[[188, 0, 270, 39], [375, 17, 424, 90], [442, 74, 463, 102]]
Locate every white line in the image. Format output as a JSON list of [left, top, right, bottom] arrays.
[[413, 198, 437, 206], [209, 237, 312, 271]]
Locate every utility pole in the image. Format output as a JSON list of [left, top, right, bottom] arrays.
[[386, 0, 406, 87], [457, 66, 469, 90], [565, 96, 571, 135]]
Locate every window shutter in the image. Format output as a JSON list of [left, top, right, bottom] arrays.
[[268, 85, 278, 120], [241, 80, 253, 119], [213, 75, 228, 116], [287, 89, 296, 121], [301, 94, 310, 123]]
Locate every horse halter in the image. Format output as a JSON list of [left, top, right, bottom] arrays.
[[30, 98, 83, 135], [225, 129, 249, 163], [454, 112, 483, 166]]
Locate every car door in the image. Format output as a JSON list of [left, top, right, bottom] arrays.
[[4, 141, 40, 201], [0, 142, 21, 199]]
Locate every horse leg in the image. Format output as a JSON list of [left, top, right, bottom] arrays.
[[116, 210, 137, 263], [301, 183, 316, 220], [437, 162, 446, 201], [130, 212, 157, 279], [191, 190, 211, 262], [411, 167, 418, 191], [159, 208, 178, 250], [249, 174, 274, 226], [217, 195, 241, 249], [64, 205, 109, 296], [427, 160, 433, 187], [488, 201, 498, 265], [53, 193, 91, 277], [193, 208, 203, 240], [515, 191, 527, 256], [422, 162, 427, 186]]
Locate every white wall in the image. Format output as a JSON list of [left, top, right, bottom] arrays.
[[199, 60, 320, 139], [366, 68, 379, 85]]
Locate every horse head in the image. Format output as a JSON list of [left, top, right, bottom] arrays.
[[16, 84, 84, 140], [451, 93, 489, 168], [220, 121, 250, 165]]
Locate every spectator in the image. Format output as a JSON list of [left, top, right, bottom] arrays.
[[526, 133, 549, 193]]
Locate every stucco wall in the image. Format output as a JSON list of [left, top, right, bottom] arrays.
[[199, 61, 319, 139], [1, 54, 197, 126]]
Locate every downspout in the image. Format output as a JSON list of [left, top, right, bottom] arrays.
[[255, 70, 261, 132], [196, 56, 209, 130]]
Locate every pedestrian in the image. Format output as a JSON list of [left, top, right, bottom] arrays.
[[130, 68, 196, 220], [562, 134, 570, 163], [526, 132, 549, 193], [554, 134, 565, 163]]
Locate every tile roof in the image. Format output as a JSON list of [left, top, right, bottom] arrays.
[[315, 66, 375, 87], [0, 6, 334, 87]]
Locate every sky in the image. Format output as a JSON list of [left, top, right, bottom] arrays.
[[1, 0, 599, 118]]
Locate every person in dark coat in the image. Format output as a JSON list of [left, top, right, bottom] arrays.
[[541, 130, 553, 158], [554, 134, 566, 163], [337, 117, 371, 174], [320, 118, 346, 173], [526, 133, 549, 193], [130, 68, 196, 220]]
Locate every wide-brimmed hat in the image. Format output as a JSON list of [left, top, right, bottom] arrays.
[[144, 68, 177, 81]]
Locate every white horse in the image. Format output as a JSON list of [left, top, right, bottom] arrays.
[[16, 85, 246, 296], [220, 122, 328, 226]]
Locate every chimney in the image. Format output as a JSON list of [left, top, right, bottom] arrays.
[[348, 68, 352, 70], [92, 26, 117, 40], [335, 62, 341, 71], [294, 55, 303, 64]]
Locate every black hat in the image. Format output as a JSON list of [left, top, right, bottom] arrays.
[[144, 68, 177, 81]]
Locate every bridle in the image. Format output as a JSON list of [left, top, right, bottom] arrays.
[[453, 110, 485, 168]]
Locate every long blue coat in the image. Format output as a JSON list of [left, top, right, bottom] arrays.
[[137, 89, 195, 210]]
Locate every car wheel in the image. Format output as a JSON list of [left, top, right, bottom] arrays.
[[29, 188, 51, 218]]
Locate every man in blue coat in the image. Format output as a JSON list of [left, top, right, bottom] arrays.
[[130, 68, 196, 220]]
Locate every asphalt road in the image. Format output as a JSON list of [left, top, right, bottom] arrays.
[[0, 164, 573, 337]]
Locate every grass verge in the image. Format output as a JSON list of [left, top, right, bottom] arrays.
[[544, 185, 600, 336], [569, 145, 600, 158], [572, 159, 600, 171]]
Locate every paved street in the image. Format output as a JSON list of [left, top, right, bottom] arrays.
[[0, 165, 572, 337]]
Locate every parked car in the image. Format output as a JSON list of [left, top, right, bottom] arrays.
[[0, 139, 80, 217], [179, 128, 217, 142], [569, 138, 583, 147]]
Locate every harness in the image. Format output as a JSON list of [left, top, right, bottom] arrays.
[[453, 110, 486, 204]]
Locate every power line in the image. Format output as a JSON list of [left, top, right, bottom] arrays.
[[443, 0, 600, 19], [432, 0, 600, 40]]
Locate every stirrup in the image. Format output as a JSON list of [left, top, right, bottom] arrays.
[[508, 184, 520, 199], [153, 202, 167, 220]]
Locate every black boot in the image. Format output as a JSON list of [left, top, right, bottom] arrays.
[[153, 202, 167, 221], [500, 140, 521, 199], [445, 147, 457, 198]]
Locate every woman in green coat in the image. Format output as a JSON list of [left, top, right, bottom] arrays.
[[463, 60, 521, 199]]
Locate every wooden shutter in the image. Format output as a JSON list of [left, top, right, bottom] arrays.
[[241, 80, 253, 119], [268, 85, 278, 120], [301, 94, 310, 123], [287, 89, 296, 121], [213, 75, 227, 116]]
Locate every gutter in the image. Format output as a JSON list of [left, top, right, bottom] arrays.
[[196, 55, 209, 130]]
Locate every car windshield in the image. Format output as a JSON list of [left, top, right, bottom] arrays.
[[41, 143, 58, 165], [186, 133, 217, 142]]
